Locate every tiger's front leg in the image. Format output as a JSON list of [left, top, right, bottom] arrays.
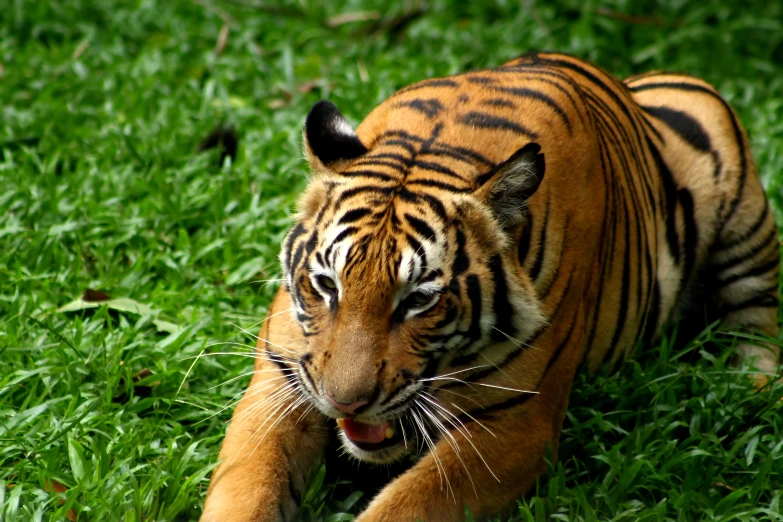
[[357, 324, 583, 522], [201, 291, 328, 522]]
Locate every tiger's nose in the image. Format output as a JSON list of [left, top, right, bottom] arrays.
[[325, 394, 368, 415]]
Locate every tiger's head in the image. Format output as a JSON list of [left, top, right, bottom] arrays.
[[279, 100, 547, 463]]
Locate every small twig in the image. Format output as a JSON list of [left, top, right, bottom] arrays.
[[215, 24, 230, 56], [218, 0, 308, 19], [594, 8, 673, 27], [326, 11, 380, 28]]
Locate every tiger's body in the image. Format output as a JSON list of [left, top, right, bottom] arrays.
[[201, 53, 780, 522]]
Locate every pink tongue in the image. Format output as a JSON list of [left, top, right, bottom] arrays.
[[341, 418, 388, 444]]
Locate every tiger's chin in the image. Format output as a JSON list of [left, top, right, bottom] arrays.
[[336, 418, 409, 463]]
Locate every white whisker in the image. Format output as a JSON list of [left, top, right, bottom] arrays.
[[420, 393, 500, 483], [420, 376, 538, 395], [229, 322, 301, 356], [416, 400, 478, 497], [204, 368, 294, 392], [410, 408, 454, 501], [446, 401, 497, 439]]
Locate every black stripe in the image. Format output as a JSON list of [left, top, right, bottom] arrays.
[[323, 226, 358, 262], [457, 111, 539, 138], [480, 98, 516, 108], [419, 193, 448, 220], [678, 188, 699, 283], [603, 196, 632, 367], [340, 169, 396, 182], [396, 186, 419, 204], [535, 56, 636, 131], [288, 473, 301, 506], [583, 89, 656, 222], [358, 152, 410, 163], [429, 144, 495, 167], [488, 255, 515, 341], [642, 105, 712, 152], [539, 233, 565, 300], [282, 223, 307, 271], [405, 213, 436, 240], [338, 207, 372, 225], [337, 185, 395, 204], [711, 227, 777, 273], [639, 111, 666, 143], [718, 257, 780, 287], [517, 212, 533, 264], [529, 199, 549, 281], [524, 73, 588, 128], [290, 242, 305, 273], [433, 302, 459, 330], [413, 160, 466, 181], [465, 274, 483, 344], [381, 138, 418, 156], [405, 179, 471, 193], [646, 137, 681, 263], [641, 281, 661, 348], [397, 98, 445, 119], [351, 159, 407, 172], [397, 78, 459, 94], [304, 230, 319, 255], [719, 293, 779, 315], [628, 81, 747, 230], [493, 86, 572, 133], [715, 201, 769, 251], [379, 381, 411, 407], [453, 230, 469, 276], [466, 76, 498, 85]]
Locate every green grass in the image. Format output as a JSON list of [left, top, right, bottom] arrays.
[[2, 0, 783, 520]]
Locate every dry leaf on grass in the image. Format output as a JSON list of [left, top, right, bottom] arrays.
[[58, 289, 180, 334]]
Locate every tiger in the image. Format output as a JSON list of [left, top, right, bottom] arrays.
[[200, 52, 780, 522]]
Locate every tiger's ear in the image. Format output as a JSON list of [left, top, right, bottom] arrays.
[[304, 100, 367, 170], [477, 142, 545, 227]]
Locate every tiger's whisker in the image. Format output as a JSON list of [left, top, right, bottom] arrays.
[[229, 322, 301, 356], [196, 376, 294, 426], [419, 376, 538, 395], [204, 368, 294, 392], [428, 386, 485, 409], [415, 400, 478, 497], [446, 401, 497, 439], [232, 388, 304, 461], [429, 365, 491, 380], [419, 393, 500, 482], [228, 383, 301, 428], [410, 408, 454, 501], [230, 381, 301, 425]]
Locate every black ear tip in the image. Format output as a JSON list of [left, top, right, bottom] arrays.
[[306, 100, 338, 128], [305, 100, 367, 165], [519, 142, 541, 155]]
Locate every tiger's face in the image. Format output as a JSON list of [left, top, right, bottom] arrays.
[[278, 101, 546, 463]]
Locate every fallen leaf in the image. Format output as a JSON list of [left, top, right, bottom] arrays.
[[44, 479, 77, 521], [82, 288, 111, 302], [58, 292, 179, 334], [297, 80, 321, 94]]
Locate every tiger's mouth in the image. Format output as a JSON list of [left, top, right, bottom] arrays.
[[337, 418, 404, 452]]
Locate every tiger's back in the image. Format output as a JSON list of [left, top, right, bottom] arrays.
[[352, 51, 778, 375], [201, 53, 779, 522]]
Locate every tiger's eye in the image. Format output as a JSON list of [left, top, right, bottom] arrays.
[[409, 291, 431, 307], [318, 275, 337, 292]]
